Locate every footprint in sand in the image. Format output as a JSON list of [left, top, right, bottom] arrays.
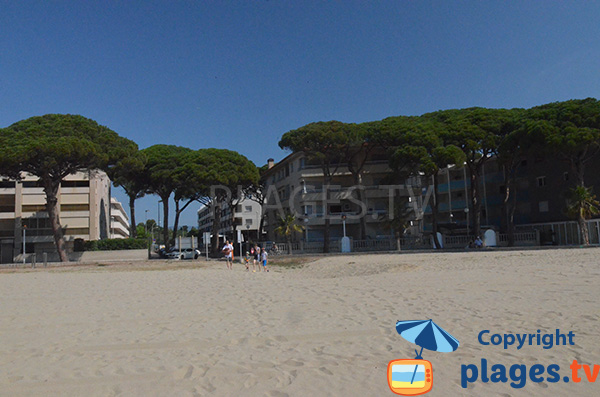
[[173, 365, 195, 380], [267, 391, 289, 397], [284, 359, 304, 367]]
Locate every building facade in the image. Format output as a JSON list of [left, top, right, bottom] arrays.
[[260, 151, 420, 244], [110, 197, 131, 239], [261, 149, 600, 249], [0, 170, 112, 263], [197, 197, 263, 245]]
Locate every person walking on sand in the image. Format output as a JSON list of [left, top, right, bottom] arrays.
[[252, 244, 261, 273], [261, 247, 269, 272], [222, 240, 234, 270]]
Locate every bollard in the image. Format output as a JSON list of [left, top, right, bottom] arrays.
[[43, 252, 48, 267], [31, 253, 37, 268]]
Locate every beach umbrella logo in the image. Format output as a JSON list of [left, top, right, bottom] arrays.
[[387, 319, 459, 395]]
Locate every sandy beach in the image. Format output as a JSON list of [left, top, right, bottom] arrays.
[[1, 248, 599, 396]]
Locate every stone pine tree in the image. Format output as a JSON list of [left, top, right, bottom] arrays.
[[390, 118, 465, 249], [430, 108, 506, 238], [279, 121, 347, 253], [142, 145, 193, 249], [108, 150, 148, 238], [0, 114, 137, 262], [190, 149, 259, 254], [530, 98, 600, 244]]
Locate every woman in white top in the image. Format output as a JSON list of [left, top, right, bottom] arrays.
[[222, 240, 234, 270]]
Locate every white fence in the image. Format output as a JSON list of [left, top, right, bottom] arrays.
[[259, 237, 433, 255], [517, 220, 600, 246], [497, 231, 539, 246]]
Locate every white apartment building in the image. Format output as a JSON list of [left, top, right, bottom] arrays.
[[110, 197, 130, 239], [197, 197, 263, 244], [261, 151, 419, 243], [0, 170, 112, 263]]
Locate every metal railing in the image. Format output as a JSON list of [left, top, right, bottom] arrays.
[[497, 231, 539, 246]]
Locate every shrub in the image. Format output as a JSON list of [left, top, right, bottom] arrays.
[[83, 238, 148, 251]]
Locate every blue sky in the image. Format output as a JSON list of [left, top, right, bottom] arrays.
[[2, 1, 600, 228]]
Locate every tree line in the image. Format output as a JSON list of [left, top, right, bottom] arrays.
[[280, 98, 600, 249], [1, 99, 599, 261], [0, 115, 258, 261]]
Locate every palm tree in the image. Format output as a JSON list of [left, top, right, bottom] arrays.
[[274, 213, 305, 255], [566, 186, 600, 245]]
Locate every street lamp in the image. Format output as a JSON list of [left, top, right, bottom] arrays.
[[304, 213, 309, 242], [145, 209, 149, 233], [157, 200, 162, 228], [22, 224, 27, 264], [464, 207, 470, 236]]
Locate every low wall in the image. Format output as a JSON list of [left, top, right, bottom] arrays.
[[71, 249, 148, 263]]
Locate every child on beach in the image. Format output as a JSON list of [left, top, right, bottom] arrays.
[[261, 248, 269, 272], [244, 251, 250, 271]]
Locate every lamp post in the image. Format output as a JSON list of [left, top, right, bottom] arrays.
[[464, 208, 470, 236], [304, 213, 309, 242], [342, 214, 347, 238], [22, 224, 26, 265], [246, 223, 251, 255], [157, 200, 162, 228], [145, 210, 149, 233]]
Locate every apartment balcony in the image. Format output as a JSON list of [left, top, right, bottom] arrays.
[[111, 220, 130, 235], [0, 212, 16, 220], [110, 211, 129, 225]]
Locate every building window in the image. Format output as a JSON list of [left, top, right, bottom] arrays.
[[245, 206, 252, 212], [22, 180, 44, 188], [520, 159, 527, 167], [245, 219, 253, 225], [61, 180, 90, 188], [22, 204, 47, 212], [538, 201, 549, 213], [563, 172, 569, 181], [0, 180, 16, 188], [61, 204, 90, 211], [64, 228, 90, 235], [537, 176, 547, 187], [329, 205, 342, 214], [0, 195, 15, 212]]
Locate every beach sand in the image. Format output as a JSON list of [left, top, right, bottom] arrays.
[[1, 248, 599, 396]]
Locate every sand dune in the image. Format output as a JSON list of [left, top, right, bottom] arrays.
[[1, 248, 599, 396]]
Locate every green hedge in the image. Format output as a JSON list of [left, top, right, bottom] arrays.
[[83, 238, 148, 251]]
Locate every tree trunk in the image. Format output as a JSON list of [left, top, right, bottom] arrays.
[[211, 202, 221, 254], [579, 215, 590, 245], [469, 167, 482, 238], [258, 210, 265, 241], [507, 172, 517, 247], [573, 160, 589, 245], [172, 199, 181, 246], [323, 182, 330, 253], [323, 217, 330, 253], [161, 194, 170, 249], [129, 194, 137, 238], [431, 173, 441, 249], [500, 165, 517, 247], [353, 174, 367, 240], [43, 178, 69, 262]]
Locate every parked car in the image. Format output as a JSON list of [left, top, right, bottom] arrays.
[[166, 248, 201, 260]]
